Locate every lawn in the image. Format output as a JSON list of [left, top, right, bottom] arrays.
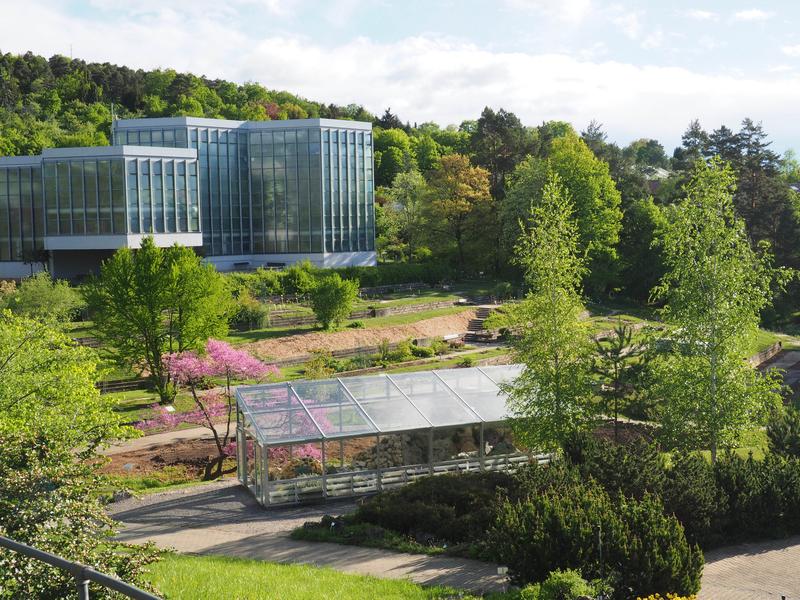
[[109, 389, 197, 423], [146, 553, 482, 600]]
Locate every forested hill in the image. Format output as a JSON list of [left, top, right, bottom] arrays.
[[3, 50, 800, 320], [0, 50, 376, 156]]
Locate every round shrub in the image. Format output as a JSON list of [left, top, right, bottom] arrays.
[[487, 478, 703, 599], [355, 472, 513, 544]]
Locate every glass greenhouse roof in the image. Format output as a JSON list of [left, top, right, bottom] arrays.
[[236, 364, 524, 446]]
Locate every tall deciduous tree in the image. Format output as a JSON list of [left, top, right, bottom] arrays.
[[84, 237, 231, 403], [426, 154, 491, 270], [650, 158, 788, 462], [0, 312, 157, 597], [502, 133, 623, 293], [488, 173, 595, 451]]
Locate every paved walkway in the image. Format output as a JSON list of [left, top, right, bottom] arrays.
[[103, 425, 218, 455], [699, 535, 800, 600], [110, 478, 800, 599], [109, 480, 507, 594]]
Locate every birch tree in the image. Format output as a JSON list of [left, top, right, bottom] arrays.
[[651, 158, 787, 462], [488, 171, 595, 451]]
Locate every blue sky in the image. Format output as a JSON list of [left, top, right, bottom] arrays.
[[4, 1, 800, 152]]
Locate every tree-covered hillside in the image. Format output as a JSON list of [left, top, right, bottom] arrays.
[[2, 50, 800, 319], [0, 50, 374, 155]]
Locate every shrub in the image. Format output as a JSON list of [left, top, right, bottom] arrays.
[[3, 271, 85, 322], [310, 273, 359, 329], [304, 351, 336, 379], [538, 569, 596, 600], [411, 344, 435, 358], [348, 320, 365, 329], [662, 453, 725, 546], [248, 267, 284, 297], [458, 356, 475, 368], [430, 338, 450, 355], [229, 289, 269, 329], [493, 281, 515, 301], [283, 260, 319, 295], [488, 477, 703, 599], [387, 338, 414, 362], [564, 434, 666, 501], [355, 472, 514, 544], [767, 406, 800, 458], [713, 452, 784, 538]]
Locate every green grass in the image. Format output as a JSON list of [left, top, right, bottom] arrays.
[[382, 348, 509, 374], [147, 553, 481, 600], [109, 389, 197, 423]]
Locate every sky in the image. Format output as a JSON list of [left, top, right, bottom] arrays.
[[3, 0, 800, 152]]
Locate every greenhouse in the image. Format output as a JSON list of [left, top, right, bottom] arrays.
[[235, 364, 538, 506]]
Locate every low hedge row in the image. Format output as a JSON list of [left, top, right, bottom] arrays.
[[228, 261, 457, 300]]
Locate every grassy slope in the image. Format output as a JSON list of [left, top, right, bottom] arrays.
[[224, 305, 472, 345], [147, 553, 481, 600]]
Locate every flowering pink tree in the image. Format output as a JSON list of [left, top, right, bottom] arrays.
[[139, 339, 278, 478]]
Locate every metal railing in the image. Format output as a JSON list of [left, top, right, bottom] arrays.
[[0, 535, 161, 600]]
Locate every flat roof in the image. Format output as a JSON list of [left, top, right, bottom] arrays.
[[236, 364, 523, 446], [0, 155, 42, 167], [40, 145, 198, 160], [113, 116, 372, 131]]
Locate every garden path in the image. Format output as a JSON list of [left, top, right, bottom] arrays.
[[109, 479, 508, 594], [110, 479, 800, 598]]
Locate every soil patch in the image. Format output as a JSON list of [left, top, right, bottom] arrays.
[[101, 438, 223, 477], [244, 309, 477, 361]]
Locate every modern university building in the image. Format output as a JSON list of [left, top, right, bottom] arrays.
[[0, 117, 376, 279]]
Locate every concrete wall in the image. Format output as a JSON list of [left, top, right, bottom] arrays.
[[50, 250, 116, 280], [0, 261, 45, 280]]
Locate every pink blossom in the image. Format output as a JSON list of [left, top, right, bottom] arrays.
[[205, 339, 279, 381], [163, 351, 212, 385]]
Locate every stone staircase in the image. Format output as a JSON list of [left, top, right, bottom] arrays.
[[464, 306, 498, 343]]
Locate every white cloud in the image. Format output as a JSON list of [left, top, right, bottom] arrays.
[[769, 64, 794, 73], [502, 0, 592, 23], [610, 11, 643, 40], [733, 9, 773, 22], [3, 1, 800, 150], [641, 28, 664, 50], [685, 9, 717, 21], [782, 44, 800, 57]]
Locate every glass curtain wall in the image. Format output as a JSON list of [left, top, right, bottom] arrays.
[[0, 165, 43, 261], [248, 128, 323, 255], [116, 122, 375, 257], [41, 158, 198, 237], [321, 128, 374, 253], [124, 158, 199, 235]]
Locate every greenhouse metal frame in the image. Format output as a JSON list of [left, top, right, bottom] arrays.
[[236, 364, 540, 506]]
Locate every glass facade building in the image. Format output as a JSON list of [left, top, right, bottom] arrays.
[[0, 117, 375, 279], [113, 117, 376, 270]]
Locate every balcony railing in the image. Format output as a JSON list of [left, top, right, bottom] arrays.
[[0, 535, 161, 600]]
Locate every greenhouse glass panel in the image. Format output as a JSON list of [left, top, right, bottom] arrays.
[[289, 380, 377, 439], [388, 371, 480, 426], [435, 367, 510, 422], [341, 375, 431, 432], [480, 364, 525, 384], [238, 383, 323, 444]]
